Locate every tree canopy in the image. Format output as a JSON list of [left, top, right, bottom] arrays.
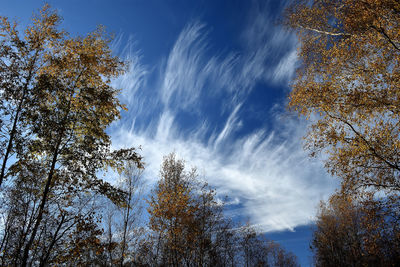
[[285, 1, 400, 265], [311, 194, 400, 266], [285, 0, 400, 195], [145, 153, 299, 267], [0, 5, 142, 266]]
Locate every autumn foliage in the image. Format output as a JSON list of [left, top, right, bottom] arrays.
[[0, 5, 142, 266], [311, 194, 400, 266], [285, 0, 400, 195], [285, 0, 400, 265], [145, 153, 299, 267]]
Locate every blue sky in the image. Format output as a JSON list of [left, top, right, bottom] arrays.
[[1, 1, 339, 265]]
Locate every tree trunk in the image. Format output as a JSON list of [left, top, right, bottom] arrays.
[[0, 73, 31, 187], [0, 51, 38, 187], [21, 136, 62, 266]]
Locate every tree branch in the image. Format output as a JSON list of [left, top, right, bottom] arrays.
[[298, 25, 351, 37], [370, 25, 400, 52], [327, 112, 400, 173]]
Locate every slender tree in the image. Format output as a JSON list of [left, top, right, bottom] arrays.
[[147, 153, 198, 266], [0, 5, 142, 265], [238, 223, 299, 267], [102, 163, 145, 266], [117, 164, 145, 266], [0, 5, 64, 187]]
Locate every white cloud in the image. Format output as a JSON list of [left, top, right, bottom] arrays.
[[110, 7, 338, 233], [112, 35, 148, 106], [272, 49, 298, 84], [213, 103, 242, 149], [242, 1, 298, 86], [155, 111, 176, 142], [161, 22, 208, 109], [112, 107, 337, 232]]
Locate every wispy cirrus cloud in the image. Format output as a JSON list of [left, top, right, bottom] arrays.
[[112, 35, 148, 105], [110, 3, 337, 232], [241, 0, 298, 86], [161, 22, 208, 110], [112, 106, 336, 232], [272, 49, 298, 84]]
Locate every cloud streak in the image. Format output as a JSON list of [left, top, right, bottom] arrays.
[[161, 22, 209, 109]]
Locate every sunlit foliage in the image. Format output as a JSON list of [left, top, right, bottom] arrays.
[[285, 0, 400, 195]]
